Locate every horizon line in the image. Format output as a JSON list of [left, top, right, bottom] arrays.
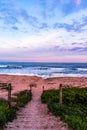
[[0, 61, 87, 64]]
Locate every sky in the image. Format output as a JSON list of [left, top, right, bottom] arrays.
[[0, 0, 87, 62]]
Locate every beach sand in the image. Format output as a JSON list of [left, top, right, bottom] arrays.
[[0, 74, 87, 98]]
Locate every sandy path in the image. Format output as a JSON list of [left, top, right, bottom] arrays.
[[5, 86, 69, 130]]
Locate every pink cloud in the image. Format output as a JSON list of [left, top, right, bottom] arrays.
[[60, 0, 80, 6], [74, 0, 80, 6]]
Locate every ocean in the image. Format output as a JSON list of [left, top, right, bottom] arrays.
[[0, 62, 87, 78]]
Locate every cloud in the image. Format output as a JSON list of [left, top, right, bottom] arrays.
[[39, 23, 49, 29], [0, 0, 87, 62], [11, 26, 19, 30], [53, 21, 86, 32], [40, 0, 62, 18], [51, 45, 87, 56], [74, 0, 81, 6], [53, 8, 87, 36], [19, 9, 39, 27], [40, 0, 77, 18], [4, 16, 18, 25], [0, 0, 19, 25]]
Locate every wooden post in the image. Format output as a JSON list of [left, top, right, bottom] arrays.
[[43, 86, 44, 92], [59, 84, 63, 108], [30, 85, 32, 92], [8, 83, 12, 108]]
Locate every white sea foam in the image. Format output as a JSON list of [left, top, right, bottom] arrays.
[[0, 65, 8, 68], [0, 72, 87, 78], [78, 68, 87, 71], [50, 73, 87, 77], [0, 72, 39, 77], [0, 65, 22, 69]]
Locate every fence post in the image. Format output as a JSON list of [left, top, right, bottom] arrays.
[[8, 83, 12, 108], [43, 86, 44, 92], [30, 85, 32, 92], [59, 84, 63, 108]]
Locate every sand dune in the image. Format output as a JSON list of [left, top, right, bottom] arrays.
[[0, 75, 87, 130], [0, 74, 87, 99]]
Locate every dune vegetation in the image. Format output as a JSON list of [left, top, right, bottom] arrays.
[[41, 87, 87, 130]]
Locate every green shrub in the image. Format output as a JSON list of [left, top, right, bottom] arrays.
[[5, 107, 17, 122], [0, 106, 7, 128], [12, 90, 32, 107], [41, 87, 87, 130], [48, 102, 60, 116], [0, 106, 16, 129], [0, 98, 8, 107], [62, 88, 87, 105], [41, 89, 59, 103]]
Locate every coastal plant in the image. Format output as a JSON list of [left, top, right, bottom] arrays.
[[12, 90, 32, 107], [0, 83, 13, 108], [41, 87, 87, 130], [0, 106, 7, 128], [41, 89, 59, 103], [0, 98, 16, 129]]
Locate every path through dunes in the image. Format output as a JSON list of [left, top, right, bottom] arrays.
[[5, 87, 69, 130]]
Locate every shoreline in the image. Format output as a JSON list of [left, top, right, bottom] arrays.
[[0, 73, 87, 78]]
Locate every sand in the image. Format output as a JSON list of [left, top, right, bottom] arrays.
[[0, 75, 87, 98], [0, 74, 87, 130]]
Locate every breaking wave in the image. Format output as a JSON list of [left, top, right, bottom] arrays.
[[0, 65, 22, 69]]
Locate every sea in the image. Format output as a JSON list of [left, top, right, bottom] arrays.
[[0, 62, 87, 78]]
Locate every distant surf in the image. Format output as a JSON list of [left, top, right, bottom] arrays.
[[0, 65, 22, 69], [0, 62, 87, 78]]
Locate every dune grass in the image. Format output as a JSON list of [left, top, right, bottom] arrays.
[[41, 88, 87, 130], [12, 90, 32, 107]]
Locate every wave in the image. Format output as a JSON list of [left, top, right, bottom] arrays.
[[50, 67, 65, 71], [71, 68, 77, 70], [50, 73, 87, 77], [0, 65, 8, 68], [36, 67, 49, 70], [1, 72, 87, 78], [37, 67, 65, 71], [50, 67, 78, 72], [78, 68, 87, 71], [0, 65, 22, 69]]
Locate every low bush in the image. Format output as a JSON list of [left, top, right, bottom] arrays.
[[41, 87, 87, 130], [0, 98, 8, 106], [0, 101, 16, 129], [41, 89, 59, 103], [12, 90, 32, 107]]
